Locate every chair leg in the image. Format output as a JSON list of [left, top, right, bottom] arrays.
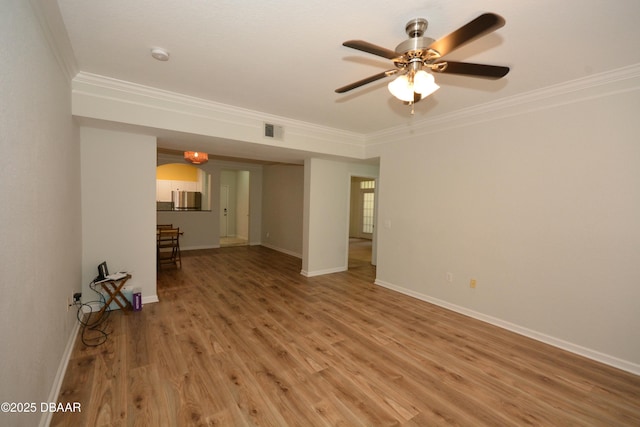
[[157, 229, 181, 269]]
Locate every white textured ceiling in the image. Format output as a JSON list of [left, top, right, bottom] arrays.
[[56, 0, 640, 140]]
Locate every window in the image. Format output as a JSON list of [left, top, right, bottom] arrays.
[[360, 180, 375, 190], [360, 180, 375, 234]]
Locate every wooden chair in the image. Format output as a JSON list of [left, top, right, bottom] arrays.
[[157, 224, 173, 229], [157, 227, 181, 269]]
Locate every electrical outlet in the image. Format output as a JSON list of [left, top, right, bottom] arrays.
[[67, 292, 81, 311], [470, 279, 477, 288], [446, 272, 453, 283]]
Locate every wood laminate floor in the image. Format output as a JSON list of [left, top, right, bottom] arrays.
[[348, 238, 372, 268], [53, 246, 640, 426]]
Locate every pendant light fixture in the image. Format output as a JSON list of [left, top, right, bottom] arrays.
[[184, 151, 208, 165]]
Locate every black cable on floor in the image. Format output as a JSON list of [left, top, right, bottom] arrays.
[[74, 280, 113, 347]]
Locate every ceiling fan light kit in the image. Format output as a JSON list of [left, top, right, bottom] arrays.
[[336, 13, 510, 111], [388, 69, 440, 102], [388, 75, 414, 102], [414, 70, 439, 95]]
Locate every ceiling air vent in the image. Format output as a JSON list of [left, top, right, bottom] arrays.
[[263, 122, 284, 140]]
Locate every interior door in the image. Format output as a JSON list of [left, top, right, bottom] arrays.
[[220, 184, 229, 237]]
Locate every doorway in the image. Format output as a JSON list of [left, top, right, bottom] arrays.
[[220, 170, 250, 247], [220, 184, 229, 237], [348, 176, 376, 268]]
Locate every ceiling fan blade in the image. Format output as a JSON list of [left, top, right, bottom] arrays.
[[335, 70, 396, 93], [342, 40, 398, 59], [428, 13, 505, 57], [433, 61, 509, 79]]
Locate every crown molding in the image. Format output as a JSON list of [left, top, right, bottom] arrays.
[[366, 63, 640, 148], [28, 0, 78, 84], [72, 72, 365, 151], [72, 62, 640, 160]]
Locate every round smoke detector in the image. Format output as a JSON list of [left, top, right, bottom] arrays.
[[150, 47, 170, 61]]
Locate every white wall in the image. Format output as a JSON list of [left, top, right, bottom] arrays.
[[374, 78, 640, 371], [157, 210, 218, 250], [262, 164, 305, 257], [0, 2, 80, 426], [302, 158, 379, 276], [81, 127, 158, 305]]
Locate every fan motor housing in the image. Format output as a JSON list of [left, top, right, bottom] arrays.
[[395, 18, 440, 60], [395, 37, 437, 56]]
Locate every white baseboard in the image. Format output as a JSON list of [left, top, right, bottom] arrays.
[[143, 294, 159, 304], [301, 265, 347, 277], [374, 279, 640, 376], [39, 320, 80, 427]]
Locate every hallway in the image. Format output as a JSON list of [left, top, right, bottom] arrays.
[[348, 237, 372, 269]]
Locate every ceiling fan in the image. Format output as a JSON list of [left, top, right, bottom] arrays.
[[335, 13, 509, 107]]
